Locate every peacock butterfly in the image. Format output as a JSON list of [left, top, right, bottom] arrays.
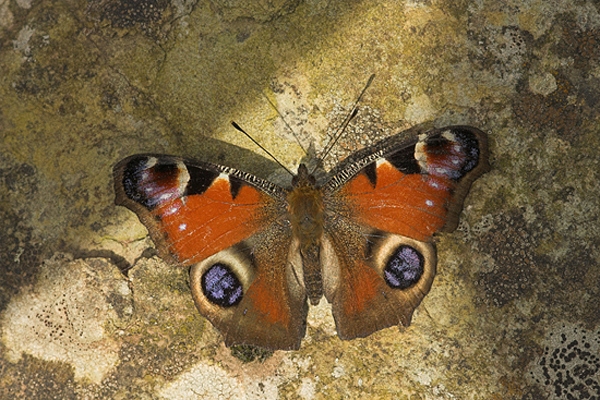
[[113, 124, 489, 350]]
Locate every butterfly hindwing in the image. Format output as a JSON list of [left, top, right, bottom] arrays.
[[321, 229, 437, 340], [189, 224, 308, 350], [322, 126, 489, 339], [114, 155, 308, 350]]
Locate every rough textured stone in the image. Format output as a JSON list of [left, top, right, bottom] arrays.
[[1, 0, 599, 397]]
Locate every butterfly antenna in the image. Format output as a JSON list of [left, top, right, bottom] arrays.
[[320, 74, 375, 161], [231, 121, 295, 176], [262, 93, 309, 155]]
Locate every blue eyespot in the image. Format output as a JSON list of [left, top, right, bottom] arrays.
[[201, 264, 243, 307], [384, 245, 424, 289]]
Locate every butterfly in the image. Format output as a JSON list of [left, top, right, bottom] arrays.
[[113, 124, 489, 350]]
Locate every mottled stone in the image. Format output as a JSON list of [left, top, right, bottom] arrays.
[[1, 0, 599, 397]]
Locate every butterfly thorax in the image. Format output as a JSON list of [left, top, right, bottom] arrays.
[[287, 164, 325, 304]]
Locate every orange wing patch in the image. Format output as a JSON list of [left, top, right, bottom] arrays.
[[155, 177, 272, 264], [330, 257, 403, 340], [245, 275, 292, 327], [341, 161, 451, 242], [339, 262, 384, 316]]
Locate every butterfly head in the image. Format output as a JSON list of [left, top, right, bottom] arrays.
[[291, 164, 317, 188]]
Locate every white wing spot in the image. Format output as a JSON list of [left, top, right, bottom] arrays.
[[442, 131, 456, 141], [176, 161, 191, 192], [164, 203, 182, 216], [159, 192, 175, 202], [217, 173, 229, 182], [414, 139, 428, 170], [425, 199, 434, 207], [146, 157, 158, 168]]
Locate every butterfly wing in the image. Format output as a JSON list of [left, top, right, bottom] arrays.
[[114, 155, 307, 350], [321, 126, 489, 339]]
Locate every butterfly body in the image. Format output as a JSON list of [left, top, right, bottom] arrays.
[[114, 125, 489, 350]]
